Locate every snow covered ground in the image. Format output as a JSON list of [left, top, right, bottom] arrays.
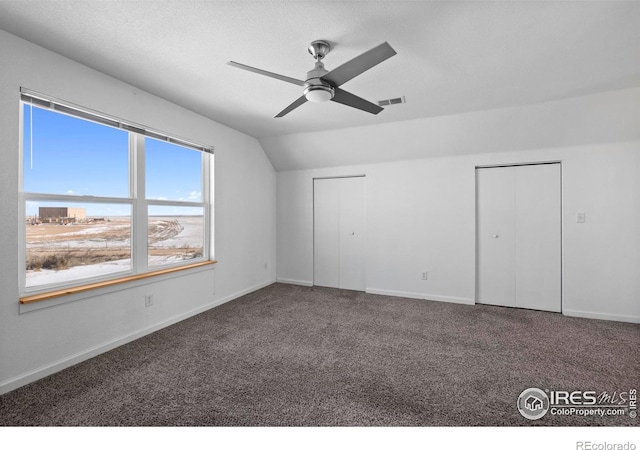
[[26, 216, 204, 288], [25, 259, 131, 286], [148, 216, 203, 249]]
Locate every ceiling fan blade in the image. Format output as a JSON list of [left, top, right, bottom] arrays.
[[321, 42, 397, 87], [227, 61, 306, 87], [331, 88, 383, 115], [275, 95, 308, 118]]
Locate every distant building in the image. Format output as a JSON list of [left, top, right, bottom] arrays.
[[39, 207, 86, 223]]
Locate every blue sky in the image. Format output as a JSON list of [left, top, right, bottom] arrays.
[[23, 105, 203, 216]]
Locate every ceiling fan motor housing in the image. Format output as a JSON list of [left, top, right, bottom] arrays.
[[304, 61, 334, 102]]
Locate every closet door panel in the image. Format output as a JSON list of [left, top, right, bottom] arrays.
[[339, 177, 365, 291], [313, 177, 366, 291], [476, 167, 517, 307], [313, 179, 341, 288], [515, 164, 562, 312]]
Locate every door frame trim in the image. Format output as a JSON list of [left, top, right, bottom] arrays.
[[312, 175, 367, 290], [474, 161, 563, 313], [476, 160, 562, 169]]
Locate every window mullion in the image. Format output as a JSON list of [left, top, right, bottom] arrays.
[[133, 134, 148, 274], [23, 193, 133, 203]]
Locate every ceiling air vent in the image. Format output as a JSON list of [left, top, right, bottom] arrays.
[[377, 96, 406, 107]]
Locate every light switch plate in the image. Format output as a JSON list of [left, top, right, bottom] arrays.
[[577, 212, 586, 223]]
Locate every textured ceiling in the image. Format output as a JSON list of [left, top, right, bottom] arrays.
[[0, 1, 639, 141]]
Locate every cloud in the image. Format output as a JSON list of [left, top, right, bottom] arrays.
[[175, 191, 201, 201]]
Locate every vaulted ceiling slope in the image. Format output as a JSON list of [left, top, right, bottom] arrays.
[[0, 1, 638, 142]]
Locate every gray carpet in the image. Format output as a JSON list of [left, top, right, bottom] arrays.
[[1, 283, 638, 426]]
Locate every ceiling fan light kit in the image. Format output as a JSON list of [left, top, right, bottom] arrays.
[[304, 85, 334, 103], [228, 39, 397, 117]]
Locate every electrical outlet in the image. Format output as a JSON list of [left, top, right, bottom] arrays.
[[421, 272, 428, 281], [144, 294, 154, 307]]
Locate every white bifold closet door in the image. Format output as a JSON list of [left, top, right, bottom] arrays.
[[477, 163, 561, 312], [313, 177, 365, 291]]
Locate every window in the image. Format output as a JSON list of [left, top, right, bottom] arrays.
[[145, 138, 206, 267], [20, 90, 213, 297]]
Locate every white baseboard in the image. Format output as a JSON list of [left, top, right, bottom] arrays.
[[0, 279, 275, 395], [563, 309, 640, 324], [366, 288, 475, 305], [220, 279, 275, 302], [276, 278, 313, 287]]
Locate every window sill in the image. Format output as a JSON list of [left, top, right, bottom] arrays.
[[20, 260, 217, 305]]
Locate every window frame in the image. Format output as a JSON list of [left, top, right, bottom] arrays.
[[142, 135, 211, 271], [18, 90, 213, 300]]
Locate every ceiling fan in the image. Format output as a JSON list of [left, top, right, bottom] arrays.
[[227, 40, 397, 118]]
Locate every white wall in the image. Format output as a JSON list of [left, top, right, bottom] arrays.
[[277, 133, 640, 323], [261, 87, 640, 171], [0, 31, 276, 393]]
